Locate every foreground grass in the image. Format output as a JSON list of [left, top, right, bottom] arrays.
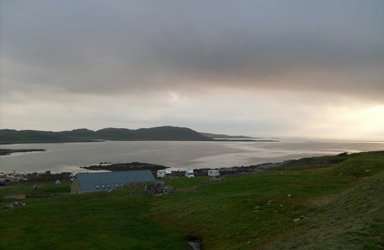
[[152, 168, 356, 249], [1, 151, 384, 249], [0, 186, 185, 249]]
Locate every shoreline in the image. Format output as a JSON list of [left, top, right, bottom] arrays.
[[0, 152, 351, 185], [81, 152, 352, 176], [3, 151, 383, 179]]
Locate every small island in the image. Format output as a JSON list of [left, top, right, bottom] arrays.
[[83, 161, 168, 172], [0, 148, 45, 156]]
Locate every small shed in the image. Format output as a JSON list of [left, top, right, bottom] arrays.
[[71, 170, 155, 193]]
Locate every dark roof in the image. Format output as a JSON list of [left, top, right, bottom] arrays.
[[75, 170, 155, 193]]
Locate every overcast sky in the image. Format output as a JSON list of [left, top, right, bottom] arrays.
[[1, 0, 384, 139]]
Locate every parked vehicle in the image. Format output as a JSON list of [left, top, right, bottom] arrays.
[[157, 170, 167, 178], [185, 170, 195, 178]]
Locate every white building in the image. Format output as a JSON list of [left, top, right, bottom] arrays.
[[208, 169, 220, 177], [185, 169, 195, 178], [156, 169, 167, 178]]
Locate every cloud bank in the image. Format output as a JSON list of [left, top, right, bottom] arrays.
[[1, 0, 384, 138]]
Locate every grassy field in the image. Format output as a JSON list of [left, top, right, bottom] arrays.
[[1, 151, 384, 249]]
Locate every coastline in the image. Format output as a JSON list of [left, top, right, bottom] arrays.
[[81, 152, 351, 176], [3, 150, 383, 178]]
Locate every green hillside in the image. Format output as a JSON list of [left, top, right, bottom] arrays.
[[0, 151, 383, 249], [0, 126, 211, 144]]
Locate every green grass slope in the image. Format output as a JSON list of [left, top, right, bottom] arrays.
[[151, 169, 356, 249], [264, 153, 384, 250], [265, 173, 384, 249], [0, 151, 383, 249], [0, 185, 185, 250]]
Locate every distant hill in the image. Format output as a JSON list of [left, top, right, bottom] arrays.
[[0, 126, 212, 144]]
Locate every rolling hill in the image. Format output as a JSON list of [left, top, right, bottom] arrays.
[[0, 126, 212, 144]]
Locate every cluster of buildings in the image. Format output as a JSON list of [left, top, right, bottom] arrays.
[[71, 168, 221, 194], [0, 172, 28, 186], [156, 169, 220, 178], [0, 168, 221, 194]]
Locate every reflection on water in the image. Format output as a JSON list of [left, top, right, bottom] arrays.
[[1, 139, 383, 173]]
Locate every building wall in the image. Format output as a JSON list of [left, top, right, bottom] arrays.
[[71, 180, 80, 194], [72, 170, 156, 193]]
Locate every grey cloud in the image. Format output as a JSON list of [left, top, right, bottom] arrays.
[[1, 0, 384, 98]]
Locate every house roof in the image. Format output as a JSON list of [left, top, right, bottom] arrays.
[[75, 170, 155, 193]]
